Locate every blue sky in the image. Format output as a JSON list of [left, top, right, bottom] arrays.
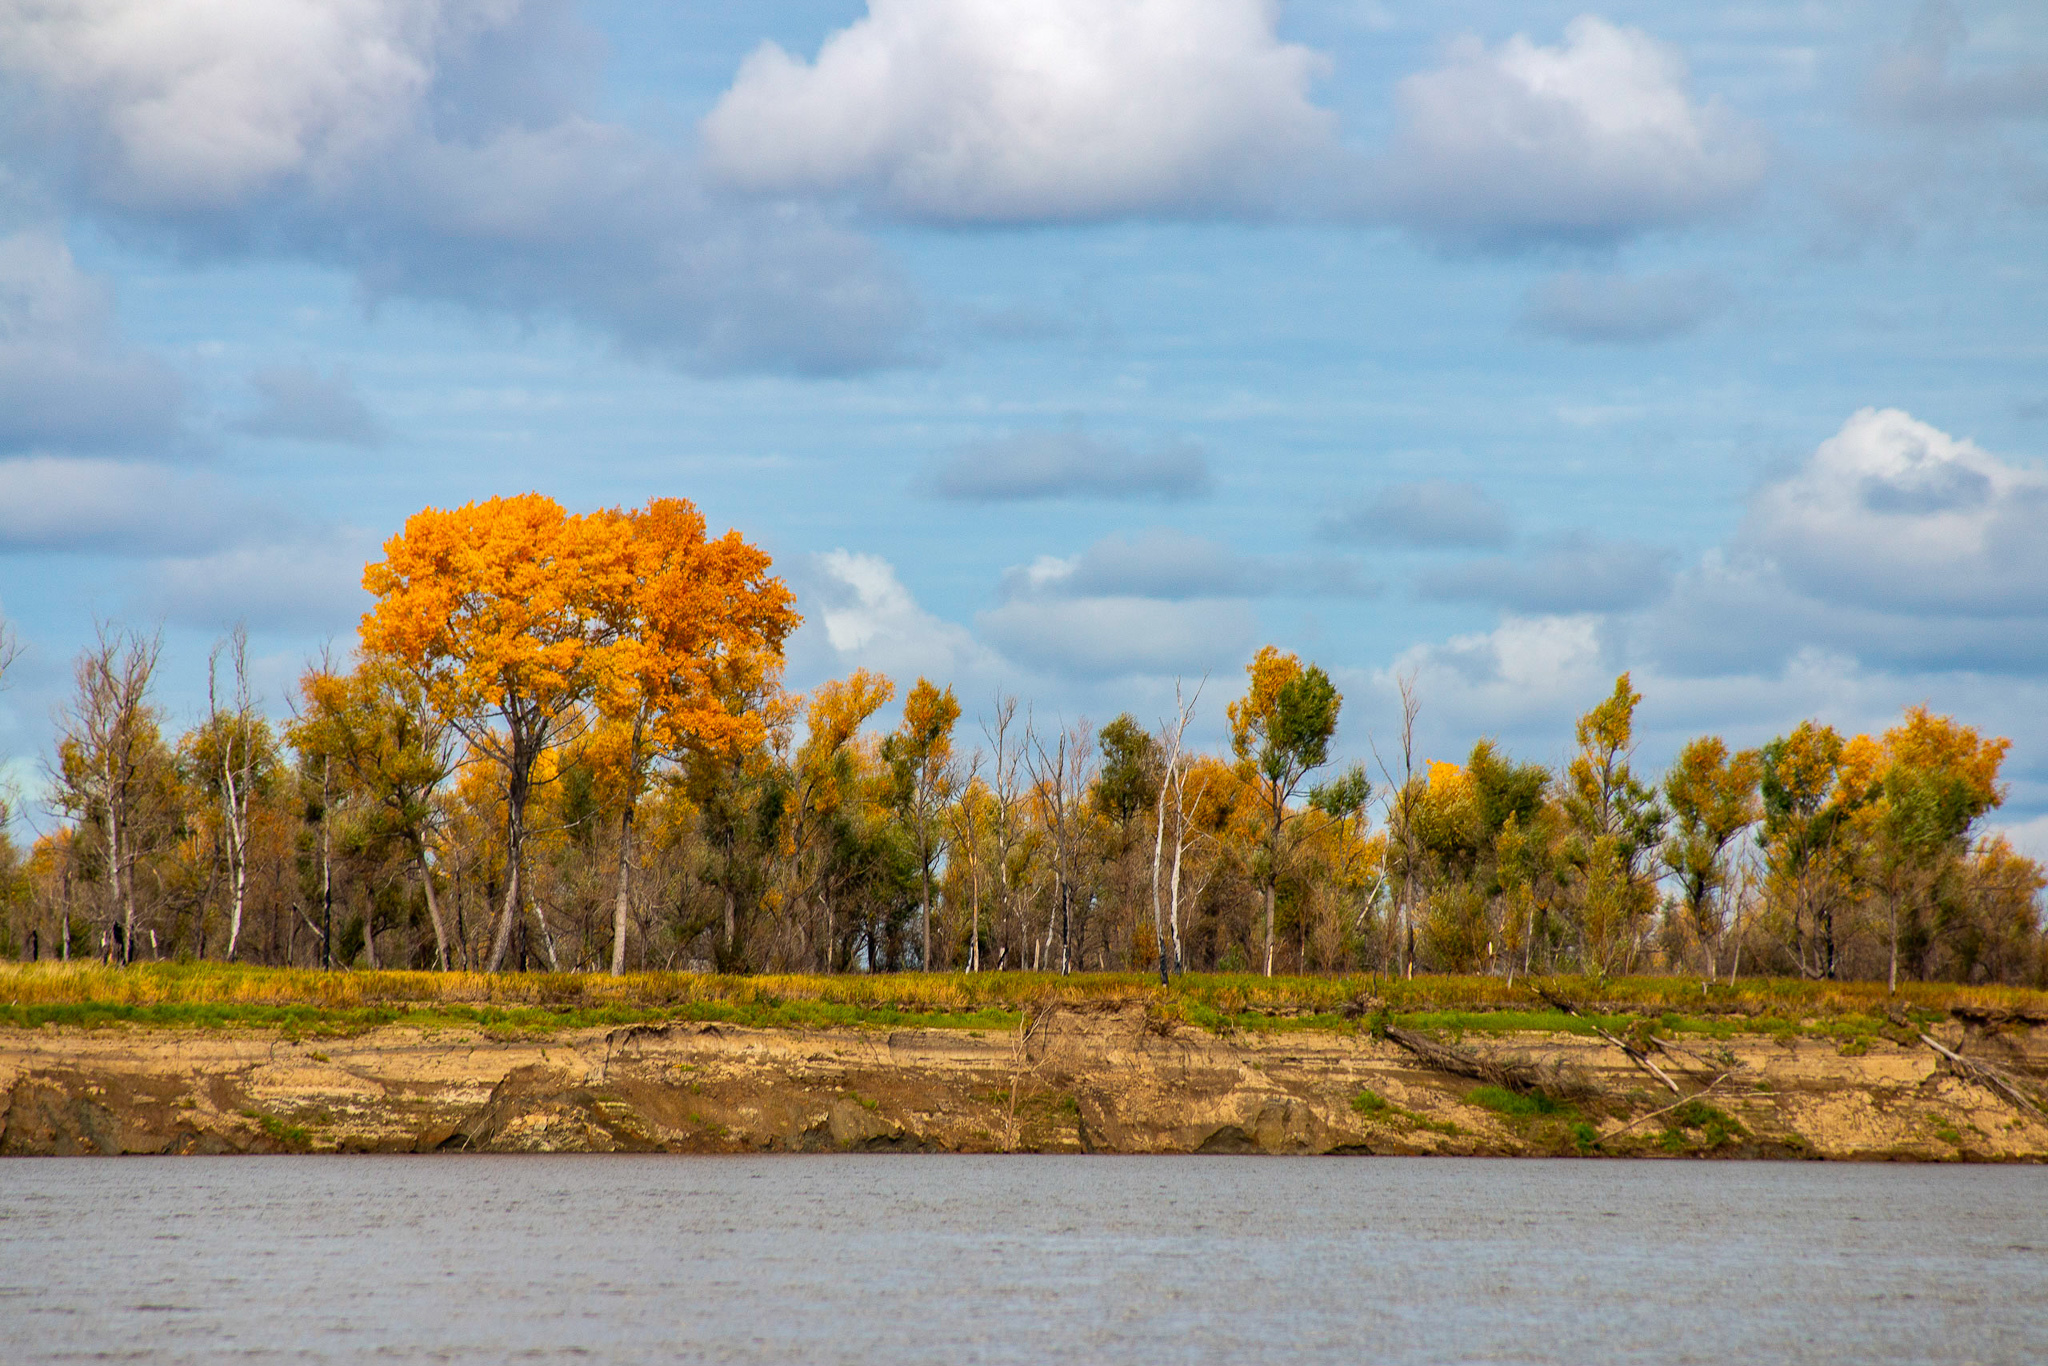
[[1, 0, 2045, 848]]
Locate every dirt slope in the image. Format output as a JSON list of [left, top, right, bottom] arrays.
[[3, 1005, 2044, 1159]]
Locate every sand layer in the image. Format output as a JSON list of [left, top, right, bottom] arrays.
[[4, 1004, 2045, 1159]]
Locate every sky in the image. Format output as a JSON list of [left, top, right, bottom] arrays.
[[0, 0, 2044, 849]]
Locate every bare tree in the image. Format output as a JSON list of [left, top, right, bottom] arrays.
[[981, 694, 1027, 973], [207, 625, 261, 960], [1369, 672, 1422, 978], [1149, 677, 1203, 984], [49, 625, 163, 964], [1025, 714, 1093, 975]]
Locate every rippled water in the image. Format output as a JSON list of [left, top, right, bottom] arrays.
[[3, 1156, 2044, 1364]]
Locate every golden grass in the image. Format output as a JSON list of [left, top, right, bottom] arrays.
[[0, 959, 2040, 1028]]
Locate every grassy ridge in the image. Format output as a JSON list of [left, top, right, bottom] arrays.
[[0, 962, 2041, 1037]]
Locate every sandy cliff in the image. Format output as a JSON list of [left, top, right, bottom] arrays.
[[4, 1003, 2045, 1159]]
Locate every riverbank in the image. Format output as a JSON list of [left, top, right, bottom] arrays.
[[3, 965, 2044, 1158]]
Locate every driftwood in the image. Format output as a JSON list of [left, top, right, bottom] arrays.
[[1384, 1026, 1545, 1095], [1529, 985, 1682, 1096], [1918, 1031, 2047, 1120], [1604, 1073, 1736, 1139]]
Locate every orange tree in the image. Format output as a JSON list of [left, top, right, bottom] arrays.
[[362, 493, 796, 974], [361, 494, 635, 971], [589, 498, 798, 974]]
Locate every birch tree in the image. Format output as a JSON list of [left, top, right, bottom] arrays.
[[50, 626, 163, 964]]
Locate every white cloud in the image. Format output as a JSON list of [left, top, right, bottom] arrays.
[[978, 595, 1257, 680], [1372, 15, 1765, 245], [1520, 268, 1729, 344], [793, 549, 1000, 686], [1005, 528, 1374, 601], [140, 528, 379, 632], [231, 363, 386, 444], [0, 0, 489, 209], [925, 431, 1211, 502], [0, 1, 921, 374], [1319, 479, 1512, 549], [1419, 534, 1674, 613], [0, 229, 182, 452], [1742, 407, 2048, 619], [0, 456, 238, 554], [701, 0, 1334, 222], [1867, 1, 2048, 125]]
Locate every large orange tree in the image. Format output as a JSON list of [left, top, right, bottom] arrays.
[[362, 493, 796, 973], [362, 494, 628, 971], [589, 498, 798, 974]]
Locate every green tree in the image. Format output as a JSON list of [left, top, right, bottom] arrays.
[[1228, 646, 1341, 976], [1662, 737, 1761, 981]]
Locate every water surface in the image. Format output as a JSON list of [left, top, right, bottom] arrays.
[[3, 1156, 2043, 1364]]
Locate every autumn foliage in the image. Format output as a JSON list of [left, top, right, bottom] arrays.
[[1, 503, 2041, 987]]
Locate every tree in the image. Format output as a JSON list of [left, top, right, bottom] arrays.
[[50, 626, 169, 964], [1227, 646, 1341, 976], [361, 493, 633, 972], [590, 498, 798, 975], [882, 678, 961, 969], [1760, 721, 1865, 979], [1561, 674, 1666, 973], [1662, 737, 1761, 981], [1148, 682, 1203, 984], [291, 655, 457, 968], [1026, 715, 1093, 974], [1870, 707, 2009, 991], [782, 670, 895, 971], [204, 625, 264, 960]]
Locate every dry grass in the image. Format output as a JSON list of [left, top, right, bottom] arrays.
[[0, 961, 2040, 1034]]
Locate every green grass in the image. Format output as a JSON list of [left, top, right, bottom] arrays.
[[1351, 1088, 1389, 1116], [1468, 1085, 1570, 1119]]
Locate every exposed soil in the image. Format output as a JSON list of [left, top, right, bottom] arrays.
[[4, 1004, 2045, 1159]]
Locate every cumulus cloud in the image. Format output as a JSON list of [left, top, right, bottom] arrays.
[[0, 1, 919, 374], [1741, 407, 2048, 619], [925, 431, 1212, 502], [1419, 534, 1674, 613], [0, 230, 182, 453], [0, 457, 242, 554], [1319, 479, 1511, 548], [791, 549, 1000, 686], [1519, 268, 1729, 344], [1371, 16, 1765, 246], [700, 0, 1334, 223], [231, 364, 386, 444]]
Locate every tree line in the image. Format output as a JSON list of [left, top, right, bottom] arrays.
[[0, 494, 2040, 985]]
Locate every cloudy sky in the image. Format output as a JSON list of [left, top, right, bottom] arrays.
[[0, 0, 2044, 848]]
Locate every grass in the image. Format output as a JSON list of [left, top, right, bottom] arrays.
[[0, 962, 2037, 1038], [1467, 1085, 1570, 1119]]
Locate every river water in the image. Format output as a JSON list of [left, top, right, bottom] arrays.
[[2, 1156, 2043, 1364]]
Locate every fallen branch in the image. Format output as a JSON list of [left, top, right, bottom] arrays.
[[1604, 1073, 1735, 1139], [1919, 1032, 2046, 1120], [1529, 984, 1680, 1096], [1384, 1025, 1545, 1095]]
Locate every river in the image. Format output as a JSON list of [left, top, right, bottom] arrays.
[[3, 1156, 2043, 1364]]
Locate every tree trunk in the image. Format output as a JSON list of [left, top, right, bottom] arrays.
[[610, 802, 635, 977], [485, 758, 532, 973], [416, 841, 450, 971], [320, 764, 334, 970], [919, 847, 932, 972]]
